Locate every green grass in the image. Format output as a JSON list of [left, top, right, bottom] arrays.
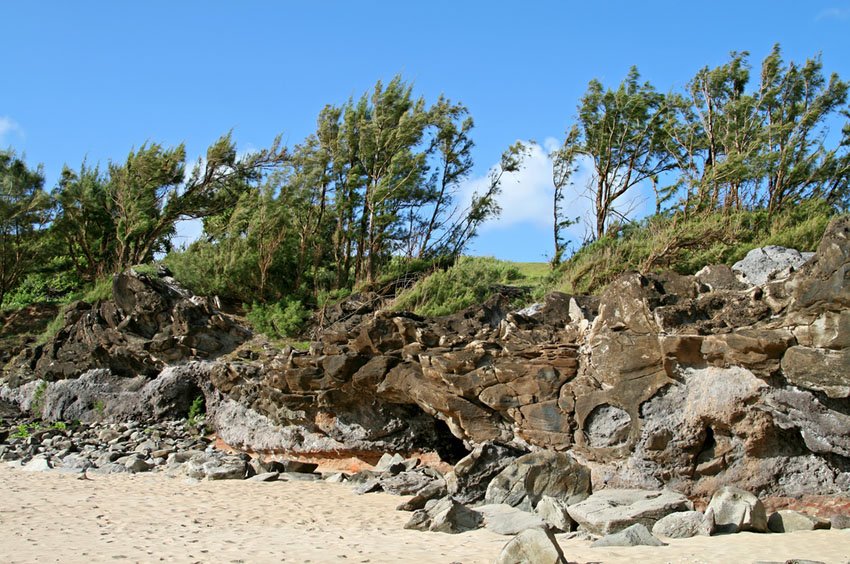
[[555, 201, 836, 295], [392, 256, 547, 317]]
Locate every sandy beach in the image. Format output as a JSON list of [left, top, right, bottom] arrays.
[[1, 465, 848, 564]]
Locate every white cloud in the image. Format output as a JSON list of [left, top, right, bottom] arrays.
[[460, 138, 657, 250], [459, 139, 557, 231], [816, 6, 850, 20], [0, 116, 23, 144]]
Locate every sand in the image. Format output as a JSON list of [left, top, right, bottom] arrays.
[[1, 465, 848, 564]]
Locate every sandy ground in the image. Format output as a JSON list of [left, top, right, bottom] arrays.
[[1, 465, 849, 564]]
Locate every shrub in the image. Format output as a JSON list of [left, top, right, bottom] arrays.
[[4, 271, 80, 310], [246, 298, 310, 339]]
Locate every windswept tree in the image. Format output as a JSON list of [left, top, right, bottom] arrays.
[[662, 46, 849, 214], [553, 67, 675, 241], [0, 151, 52, 305], [757, 45, 849, 212], [54, 133, 287, 276]]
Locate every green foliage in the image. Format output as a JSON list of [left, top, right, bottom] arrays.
[[187, 395, 205, 429], [557, 201, 836, 294], [3, 270, 80, 309], [93, 399, 106, 418], [246, 298, 310, 339], [30, 381, 47, 417], [12, 422, 39, 439], [0, 151, 53, 307], [392, 256, 527, 317]]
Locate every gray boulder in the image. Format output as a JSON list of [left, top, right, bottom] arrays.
[[767, 510, 831, 532], [567, 489, 692, 536], [475, 504, 548, 535], [429, 497, 483, 533], [494, 528, 567, 564], [248, 471, 280, 482], [652, 510, 713, 538], [485, 451, 591, 511], [22, 456, 52, 472], [403, 497, 482, 534], [396, 479, 446, 511], [535, 495, 573, 532], [185, 454, 250, 480], [591, 523, 667, 547], [732, 246, 812, 286], [706, 486, 768, 533], [830, 514, 850, 529], [445, 442, 526, 505]]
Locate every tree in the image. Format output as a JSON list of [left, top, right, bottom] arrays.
[[56, 133, 287, 276], [553, 67, 675, 240], [756, 45, 849, 212], [52, 163, 116, 281], [0, 151, 52, 306]]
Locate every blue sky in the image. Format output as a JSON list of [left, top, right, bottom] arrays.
[[2, 1, 849, 261]]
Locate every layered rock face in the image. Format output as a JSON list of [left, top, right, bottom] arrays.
[[3, 219, 850, 499]]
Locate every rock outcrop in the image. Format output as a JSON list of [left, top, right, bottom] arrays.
[[3, 218, 850, 504]]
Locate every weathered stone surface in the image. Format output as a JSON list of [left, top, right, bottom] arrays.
[[733, 246, 812, 286], [534, 495, 573, 533], [707, 486, 768, 533], [420, 497, 483, 534], [781, 346, 850, 398], [494, 528, 567, 564], [652, 510, 713, 538], [767, 510, 830, 533], [485, 451, 591, 511], [591, 523, 667, 547], [476, 504, 548, 535], [567, 489, 693, 536]]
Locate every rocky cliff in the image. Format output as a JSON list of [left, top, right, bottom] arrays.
[[2, 218, 849, 500]]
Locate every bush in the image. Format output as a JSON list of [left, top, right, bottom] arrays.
[[392, 256, 526, 317], [246, 298, 310, 339], [4, 271, 80, 309]]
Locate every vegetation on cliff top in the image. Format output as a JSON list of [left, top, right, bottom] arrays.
[[0, 45, 848, 334]]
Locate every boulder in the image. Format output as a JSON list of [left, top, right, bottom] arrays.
[[445, 442, 526, 505], [733, 246, 812, 286], [591, 523, 667, 547], [485, 451, 591, 511], [494, 528, 567, 564], [706, 486, 768, 533], [184, 454, 250, 481], [403, 497, 482, 534], [22, 456, 52, 472], [396, 479, 447, 511], [534, 495, 573, 533], [475, 504, 548, 535], [248, 472, 280, 482], [767, 510, 831, 533], [567, 489, 693, 536], [652, 510, 713, 538]]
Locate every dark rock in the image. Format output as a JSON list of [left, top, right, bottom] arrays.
[[444, 442, 526, 505]]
